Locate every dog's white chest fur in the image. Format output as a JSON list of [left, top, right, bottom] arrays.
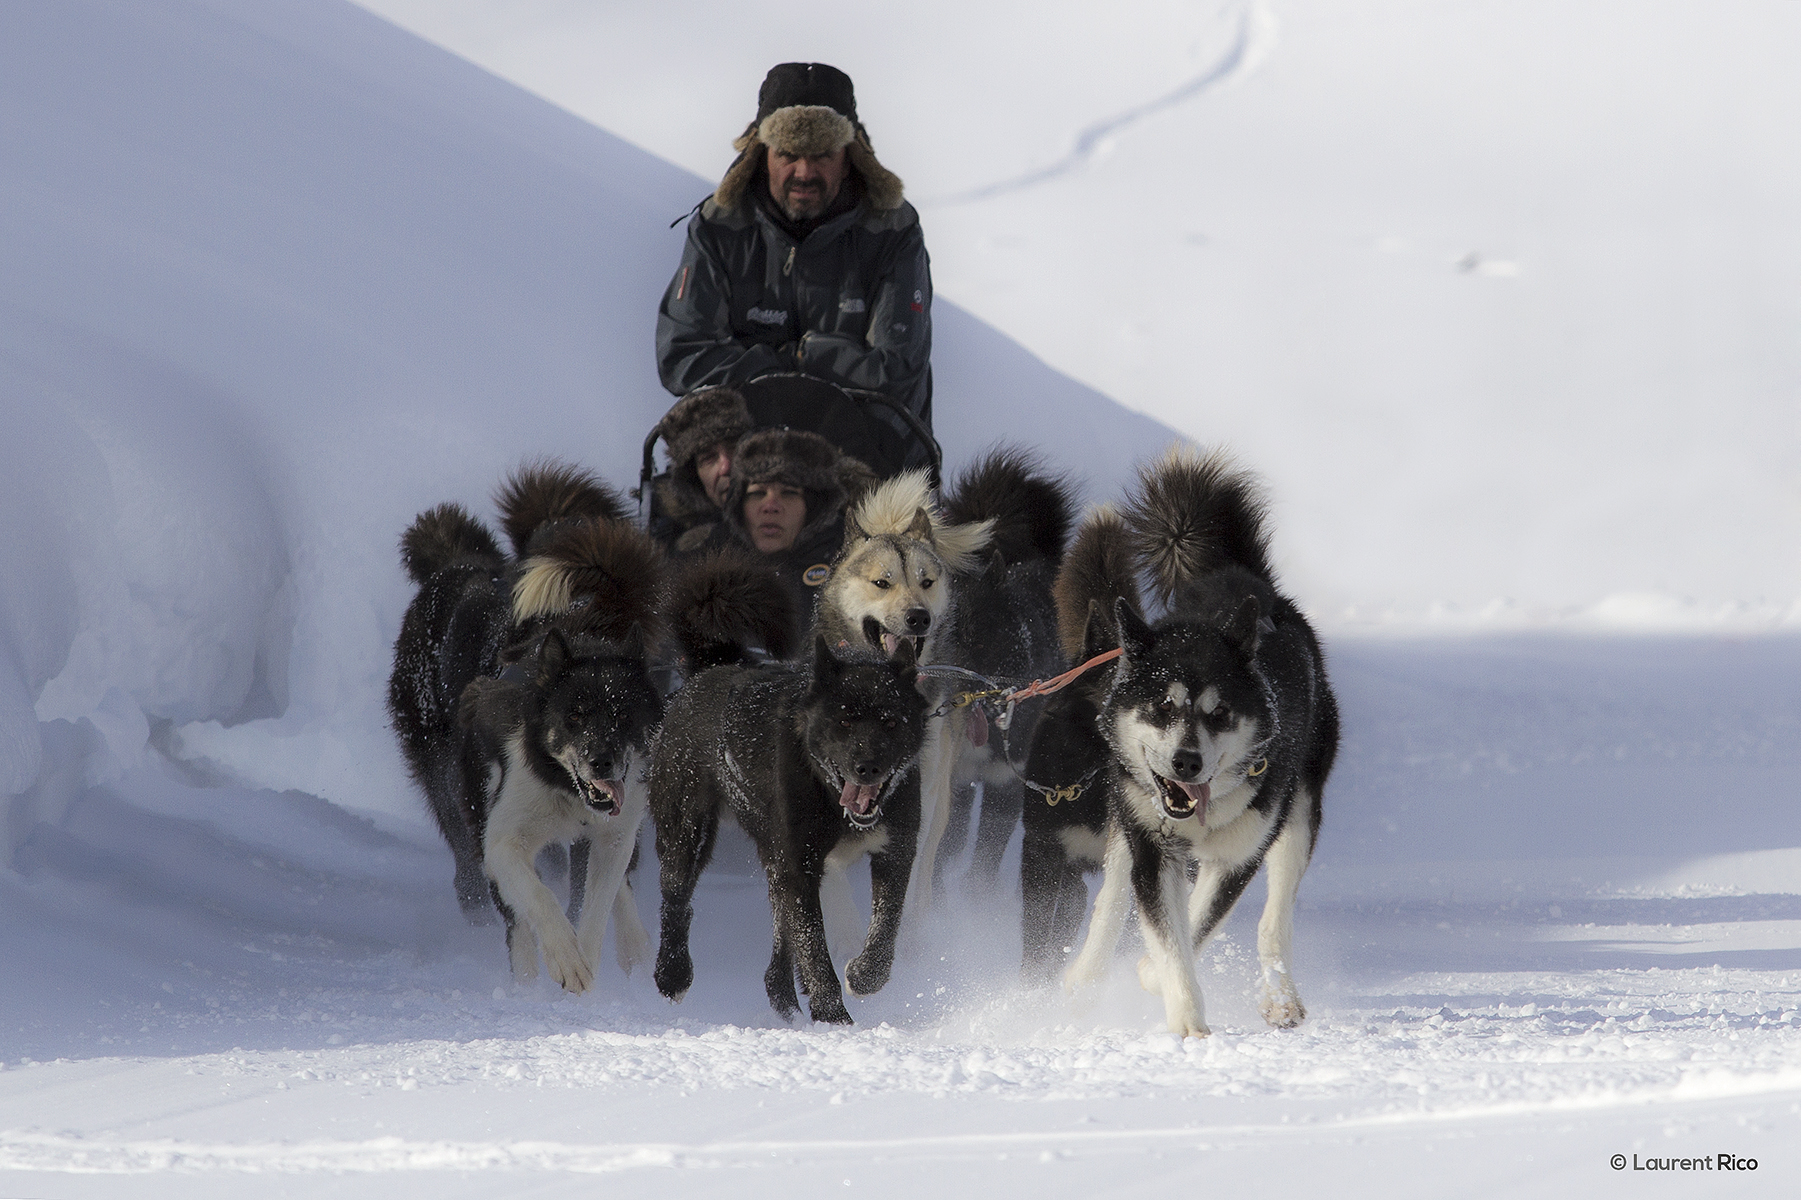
[[488, 733, 600, 847]]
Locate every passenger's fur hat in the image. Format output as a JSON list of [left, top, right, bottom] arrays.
[[714, 63, 903, 213], [656, 386, 753, 471], [722, 427, 872, 551], [731, 427, 844, 495]]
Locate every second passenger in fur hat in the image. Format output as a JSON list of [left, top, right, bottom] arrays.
[[684, 427, 872, 629], [648, 385, 754, 555]]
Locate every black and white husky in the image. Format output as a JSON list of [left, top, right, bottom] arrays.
[[652, 562, 928, 1024], [1061, 450, 1339, 1037], [388, 462, 628, 918], [389, 465, 664, 991]]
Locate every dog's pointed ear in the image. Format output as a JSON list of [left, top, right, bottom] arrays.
[[907, 507, 934, 542], [1113, 597, 1154, 662], [1226, 596, 1262, 656], [536, 627, 570, 684], [986, 548, 1008, 579], [1082, 599, 1118, 662]]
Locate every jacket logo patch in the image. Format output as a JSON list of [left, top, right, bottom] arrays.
[[838, 298, 866, 314], [802, 564, 832, 587], [747, 307, 788, 325]]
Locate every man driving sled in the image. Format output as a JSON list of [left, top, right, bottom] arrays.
[[655, 62, 933, 430]]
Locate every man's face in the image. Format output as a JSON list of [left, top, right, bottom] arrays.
[[744, 482, 807, 554], [766, 145, 849, 221], [694, 443, 733, 508]]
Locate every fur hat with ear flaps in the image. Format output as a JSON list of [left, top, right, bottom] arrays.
[[714, 62, 904, 213], [657, 386, 753, 473], [651, 386, 756, 534], [722, 427, 874, 553]]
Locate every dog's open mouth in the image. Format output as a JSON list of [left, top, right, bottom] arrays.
[[861, 617, 923, 662], [1154, 774, 1209, 822], [837, 777, 885, 830], [574, 776, 623, 816]]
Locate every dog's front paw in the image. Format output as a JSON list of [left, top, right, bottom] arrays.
[[1170, 1015, 1212, 1039], [655, 946, 693, 1002], [808, 996, 853, 1025], [845, 951, 892, 998], [1259, 981, 1306, 1029], [542, 928, 593, 994], [764, 961, 802, 1021], [1135, 954, 1165, 997]]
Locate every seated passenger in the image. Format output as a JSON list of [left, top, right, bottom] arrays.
[[714, 428, 872, 623], [647, 386, 754, 555]]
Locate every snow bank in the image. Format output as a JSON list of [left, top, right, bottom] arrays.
[[0, 0, 1171, 844]]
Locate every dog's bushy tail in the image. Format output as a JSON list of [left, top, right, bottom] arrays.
[[1054, 506, 1142, 662], [512, 519, 665, 643], [665, 550, 800, 670], [1122, 447, 1273, 607], [494, 459, 630, 560], [399, 503, 505, 585], [941, 446, 1075, 568], [846, 468, 994, 573]]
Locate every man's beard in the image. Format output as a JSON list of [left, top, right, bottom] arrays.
[[779, 182, 830, 221]]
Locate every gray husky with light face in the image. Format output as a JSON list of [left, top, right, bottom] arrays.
[[1062, 449, 1339, 1038], [813, 469, 992, 919]]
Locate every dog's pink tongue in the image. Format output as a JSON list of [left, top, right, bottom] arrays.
[[967, 704, 989, 748], [880, 632, 899, 657], [1178, 780, 1209, 813], [838, 780, 879, 814]]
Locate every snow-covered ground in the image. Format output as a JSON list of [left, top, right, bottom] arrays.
[[3, 1, 1798, 1195]]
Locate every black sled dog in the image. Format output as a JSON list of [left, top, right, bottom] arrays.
[[1061, 449, 1339, 1037], [389, 464, 664, 991], [1015, 505, 1149, 983], [933, 448, 1074, 892], [652, 561, 927, 1023]]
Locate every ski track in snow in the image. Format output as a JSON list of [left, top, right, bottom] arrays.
[[924, 2, 1272, 205]]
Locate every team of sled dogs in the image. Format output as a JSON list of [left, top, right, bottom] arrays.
[[388, 446, 1338, 1037]]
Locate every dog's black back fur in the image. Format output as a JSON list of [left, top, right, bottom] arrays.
[[651, 637, 926, 1024], [390, 503, 514, 914]]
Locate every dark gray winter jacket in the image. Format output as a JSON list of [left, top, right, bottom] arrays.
[[655, 185, 934, 427]]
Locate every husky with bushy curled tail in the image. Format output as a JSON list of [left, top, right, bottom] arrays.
[[1061, 448, 1339, 1037], [389, 460, 628, 918], [933, 448, 1075, 894], [458, 516, 666, 992], [389, 460, 655, 991]]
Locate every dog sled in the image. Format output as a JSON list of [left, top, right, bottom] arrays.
[[637, 373, 941, 527]]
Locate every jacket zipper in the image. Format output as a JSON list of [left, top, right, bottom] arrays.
[[783, 246, 796, 277]]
